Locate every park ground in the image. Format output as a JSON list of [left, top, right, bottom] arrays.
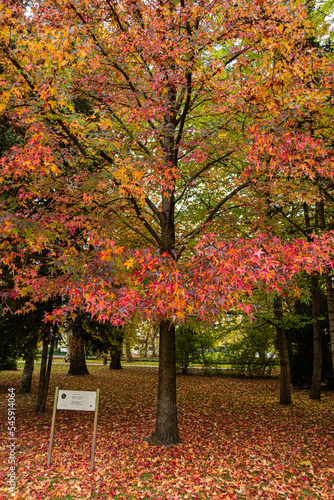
[[0, 365, 333, 500]]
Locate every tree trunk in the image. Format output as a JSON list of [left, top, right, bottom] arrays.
[[146, 73, 179, 445], [318, 200, 334, 378], [19, 344, 36, 394], [109, 328, 124, 370], [109, 353, 122, 370], [44, 336, 54, 405], [200, 342, 207, 366], [68, 317, 89, 376], [36, 334, 54, 413], [144, 335, 148, 359], [151, 330, 157, 358], [274, 296, 292, 405], [304, 202, 323, 399], [181, 350, 189, 375], [125, 340, 133, 362], [310, 276, 322, 400], [324, 274, 334, 378], [147, 320, 180, 447], [36, 338, 48, 413]]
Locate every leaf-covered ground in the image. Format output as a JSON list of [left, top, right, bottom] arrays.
[[1, 365, 333, 499]]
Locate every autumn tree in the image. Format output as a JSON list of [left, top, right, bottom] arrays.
[[1, 0, 334, 445]]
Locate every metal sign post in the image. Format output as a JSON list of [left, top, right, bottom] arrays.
[[47, 387, 100, 469]]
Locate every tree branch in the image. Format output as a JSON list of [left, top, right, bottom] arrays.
[[174, 70, 192, 164], [176, 180, 251, 259], [128, 197, 162, 246], [272, 205, 310, 239], [175, 151, 235, 204], [1, 46, 89, 157], [109, 207, 159, 248], [81, 91, 152, 156]]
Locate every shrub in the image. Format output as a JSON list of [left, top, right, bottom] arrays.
[[0, 357, 17, 371]]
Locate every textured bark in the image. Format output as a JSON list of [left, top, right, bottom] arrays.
[[19, 344, 36, 394], [109, 328, 124, 370], [274, 296, 292, 405], [147, 320, 180, 446], [68, 317, 89, 376], [310, 276, 322, 400]]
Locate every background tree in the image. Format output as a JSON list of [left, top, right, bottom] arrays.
[[35, 325, 56, 413], [175, 324, 220, 374], [286, 296, 333, 389]]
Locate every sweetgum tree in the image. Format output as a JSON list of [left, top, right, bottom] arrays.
[[1, 0, 334, 445]]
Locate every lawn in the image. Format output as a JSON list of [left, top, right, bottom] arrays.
[[0, 365, 333, 499]]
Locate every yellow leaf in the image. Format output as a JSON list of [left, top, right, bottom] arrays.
[[123, 258, 135, 269]]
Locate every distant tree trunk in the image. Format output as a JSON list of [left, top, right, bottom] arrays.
[[318, 200, 334, 378], [109, 353, 122, 369], [310, 276, 322, 400], [147, 320, 180, 446], [144, 334, 149, 358], [200, 343, 207, 366], [36, 336, 54, 413], [181, 350, 189, 375], [19, 344, 36, 394], [36, 338, 48, 413], [68, 334, 89, 375], [44, 337, 54, 400], [110, 328, 124, 370], [274, 296, 292, 405], [68, 317, 89, 376], [64, 330, 71, 363], [125, 340, 133, 362], [151, 329, 158, 357], [151, 342, 157, 358]]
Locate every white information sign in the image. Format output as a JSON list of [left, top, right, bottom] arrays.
[[57, 390, 96, 411], [48, 387, 100, 469]]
